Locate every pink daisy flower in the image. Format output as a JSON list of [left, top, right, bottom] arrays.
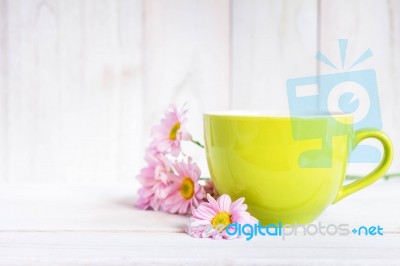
[[186, 194, 258, 239], [136, 152, 172, 211], [163, 158, 203, 214], [203, 179, 220, 199], [150, 104, 192, 157]]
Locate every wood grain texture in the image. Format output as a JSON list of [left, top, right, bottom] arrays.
[[389, 0, 400, 172], [0, 180, 398, 232], [0, 0, 7, 180], [1, 0, 230, 182], [0, 0, 399, 182], [319, 0, 400, 173], [142, 0, 230, 174], [231, 0, 318, 110], [0, 181, 399, 265], [2, 0, 143, 182], [0, 232, 399, 265]]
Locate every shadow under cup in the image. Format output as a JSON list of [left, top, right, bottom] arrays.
[[204, 111, 393, 225]]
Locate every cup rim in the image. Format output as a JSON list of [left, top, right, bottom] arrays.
[[203, 110, 353, 118]]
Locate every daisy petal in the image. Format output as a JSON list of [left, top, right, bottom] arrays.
[[206, 194, 220, 212], [217, 194, 232, 212]]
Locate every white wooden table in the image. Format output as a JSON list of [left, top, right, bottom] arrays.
[[0, 179, 399, 265]]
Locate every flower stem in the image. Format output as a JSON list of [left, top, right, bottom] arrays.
[[346, 172, 400, 180], [191, 139, 204, 149]]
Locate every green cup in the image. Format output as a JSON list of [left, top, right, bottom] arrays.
[[204, 111, 393, 225]]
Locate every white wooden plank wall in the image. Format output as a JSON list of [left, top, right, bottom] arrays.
[[232, 0, 318, 110], [0, 0, 398, 182], [319, 0, 400, 174], [142, 0, 230, 177], [0, 0, 144, 182]]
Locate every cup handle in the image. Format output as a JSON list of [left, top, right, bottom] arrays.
[[333, 129, 393, 203]]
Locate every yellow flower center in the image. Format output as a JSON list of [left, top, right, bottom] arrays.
[[211, 211, 232, 230], [169, 122, 181, 140], [180, 177, 194, 199]]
